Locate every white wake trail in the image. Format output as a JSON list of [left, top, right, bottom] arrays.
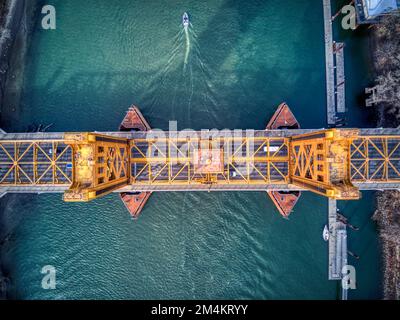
[[183, 27, 190, 68], [187, 63, 194, 122]]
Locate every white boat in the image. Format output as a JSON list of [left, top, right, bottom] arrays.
[[323, 225, 330, 241], [182, 12, 189, 28]]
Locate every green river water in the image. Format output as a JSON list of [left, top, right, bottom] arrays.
[[1, 0, 381, 299]]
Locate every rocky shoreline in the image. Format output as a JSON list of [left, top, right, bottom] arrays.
[[369, 17, 400, 127], [369, 16, 400, 300], [0, 0, 25, 120], [373, 191, 400, 299], [0, 0, 31, 300], [1, 0, 33, 132]]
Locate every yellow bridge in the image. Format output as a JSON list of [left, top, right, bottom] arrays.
[[1, 128, 400, 201]]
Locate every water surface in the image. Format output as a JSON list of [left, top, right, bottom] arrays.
[[2, 0, 381, 299]]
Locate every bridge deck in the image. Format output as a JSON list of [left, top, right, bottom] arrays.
[[2, 129, 400, 192], [351, 136, 400, 182], [0, 140, 73, 186], [131, 136, 289, 186], [3, 128, 400, 140]]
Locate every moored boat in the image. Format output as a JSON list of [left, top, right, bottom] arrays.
[[323, 225, 330, 241]]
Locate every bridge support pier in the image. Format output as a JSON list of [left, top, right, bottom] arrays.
[[63, 133, 130, 201], [289, 129, 360, 200], [266, 103, 301, 218], [118, 106, 152, 219]]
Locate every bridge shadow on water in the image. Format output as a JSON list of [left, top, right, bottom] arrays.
[[3, 0, 266, 132], [3, 0, 326, 132], [181, 0, 326, 129]]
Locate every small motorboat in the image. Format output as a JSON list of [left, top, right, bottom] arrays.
[[182, 12, 189, 28], [323, 225, 330, 241]]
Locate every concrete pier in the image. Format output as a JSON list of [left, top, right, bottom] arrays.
[[335, 43, 346, 113], [328, 199, 348, 299], [328, 199, 348, 281], [323, 0, 347, 125], [328, 199, 339, 280], [323, 0, 336, 125]]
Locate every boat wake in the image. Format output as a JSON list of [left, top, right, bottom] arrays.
[[143, 13, 219, 126], [183, 26, 190, 69]]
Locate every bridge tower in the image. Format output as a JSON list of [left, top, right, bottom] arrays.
[[63, 133, 129, 201], [289, 129, 360, 200]]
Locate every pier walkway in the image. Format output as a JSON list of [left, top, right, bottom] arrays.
[[328, 199, 349, 300], [323, 1, 346, 125], [335, 43, 346, 113], [328, 199, 348, 280], [323, 0, 336, 125]]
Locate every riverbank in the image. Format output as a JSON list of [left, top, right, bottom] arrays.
[[373, 191, 400, 299], [0, 0, 24, 120], [1, 0, 33, 132], [370, 15, 400, 300], [0, 0, 33, 300], [370, 16, 400, 127]]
